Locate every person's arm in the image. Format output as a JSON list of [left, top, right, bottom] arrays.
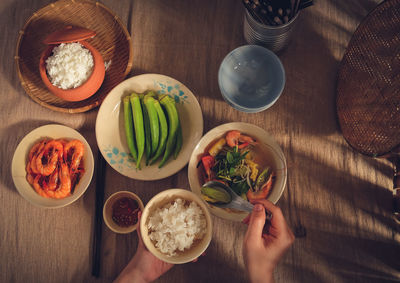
[[242, 200, 295, 283], [114, 212, 174, 283]]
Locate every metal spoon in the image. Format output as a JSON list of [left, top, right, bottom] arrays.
[[202, 181, 254, 212], [201, 181, 272, 221]]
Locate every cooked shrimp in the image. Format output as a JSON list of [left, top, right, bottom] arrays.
[[46, 163, 71, 199], [46, 165, 59, 191], [70, 162, 85, 193], [28, 140, 45, 160], [26, 160, 36, 185], [36, 140, 63, 176], [56, 139, 68, 147], [33, 175, 50, 198], [226, 130, 256, 148], [30, 139, 47, 174], [64, 140, 84, 174], [27, 138, 85, 199], [27, 139, 46, 185]]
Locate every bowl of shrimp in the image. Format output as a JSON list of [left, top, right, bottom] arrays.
[[188, 122, 287, 221], [11, 124, 94, 208]]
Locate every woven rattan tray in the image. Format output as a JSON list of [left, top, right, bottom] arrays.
[[15, 0, 133, 113], [336, 0, 400, 157]]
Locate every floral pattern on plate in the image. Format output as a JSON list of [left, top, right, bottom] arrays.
[[103, 145, 135, 173], [153, 80, 189, 104]]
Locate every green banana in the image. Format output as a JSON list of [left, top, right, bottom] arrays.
[[129, 93, 145, 169], [158, 95, 179, 168], [123, 96, 137, 162], [149, 99, 168, 165], [142, 99, 152, 165], [173, 119, 182, 159], [145, 90, 157, 98], [144, 95, 160, 156]]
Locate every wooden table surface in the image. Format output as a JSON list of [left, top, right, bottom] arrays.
[[1, 0, 400, 282]]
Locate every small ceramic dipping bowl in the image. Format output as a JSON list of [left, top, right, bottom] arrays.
[[39, 26, 105, 102], [103, 191, 144, 234], [218, 45, 285, 113]]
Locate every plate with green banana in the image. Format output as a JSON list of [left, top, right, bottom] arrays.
[[96, 74, 203, 180]]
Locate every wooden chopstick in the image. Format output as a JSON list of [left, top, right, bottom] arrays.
[[244, 0, 298, 26], [298, 0, 314, 10], [91, 150, 107, 277], [242, 0, 272, 25]]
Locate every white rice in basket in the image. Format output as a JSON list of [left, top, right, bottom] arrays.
[[45, 42, 94, 90], [147, 198, 207, 257]]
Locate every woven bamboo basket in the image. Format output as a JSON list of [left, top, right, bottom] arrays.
[[15, 0, 133, 113], [336, 0, 400, 157]]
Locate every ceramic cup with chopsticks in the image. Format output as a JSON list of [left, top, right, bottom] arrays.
[[242, 0, 304, 53]]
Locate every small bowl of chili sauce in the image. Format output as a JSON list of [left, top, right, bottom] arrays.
[[103, 191, 144, 234]]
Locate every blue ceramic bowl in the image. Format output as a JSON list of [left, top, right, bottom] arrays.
[[218, 45, 285, 113]]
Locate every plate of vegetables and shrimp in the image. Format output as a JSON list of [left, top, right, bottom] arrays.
[[188, 122, 287, 221], [11, 124, 94, 208]]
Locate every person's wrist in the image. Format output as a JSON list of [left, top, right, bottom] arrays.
[[247, 263, 275, 283], [114, 267, 149, 283], [248, 267, 274, 283]]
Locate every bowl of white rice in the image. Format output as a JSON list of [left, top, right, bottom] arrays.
[[39, 26, 105, 102], [140, 188, 212, 264]]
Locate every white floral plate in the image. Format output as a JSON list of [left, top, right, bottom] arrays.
[[95, 74, 203, 180], [11, 124, 94, 208]]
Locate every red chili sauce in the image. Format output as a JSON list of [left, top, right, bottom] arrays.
[[112, 197, 140, 227]]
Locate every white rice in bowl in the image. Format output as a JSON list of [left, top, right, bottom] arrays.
[[45, 42, 94, 90], [147, 198, 207, 257]]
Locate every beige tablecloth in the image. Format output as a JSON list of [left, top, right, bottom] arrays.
[[1, 0, 399, 282]]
